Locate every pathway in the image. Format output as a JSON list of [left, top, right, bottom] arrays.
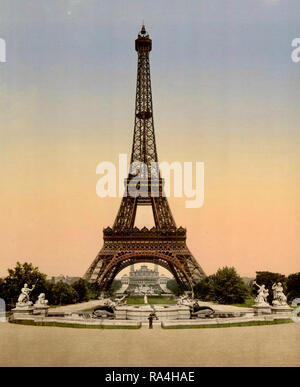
[[0, 321, 299, 366], [51, 300, 102, 313]]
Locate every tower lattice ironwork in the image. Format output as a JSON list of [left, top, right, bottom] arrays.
[[84, 26, 205, 291]]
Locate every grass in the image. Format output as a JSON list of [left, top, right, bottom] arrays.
[[231, 298, 254, 308], [162, 319, 294, 329], [127, 296, 176, 305], [9, 318, 141, 329]]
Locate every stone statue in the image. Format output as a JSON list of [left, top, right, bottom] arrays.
[[92, 295, 128, 319], [98, 292, 106, 300], [34, 293, 48, 307], [177, 294, 214, 318], [114, 295, 127, 305], [17, 283, 36, 307], [177, 294, 192, 306], [106, 299, 116, 309], [138, 283, 150, 304], [253, 281, 269, 306], [272, 282, 287, 306], [33, 293, 49, 316], [139, 283, 150, 295]]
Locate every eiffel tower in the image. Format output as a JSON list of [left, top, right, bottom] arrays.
[[84, 26, 205, 291]]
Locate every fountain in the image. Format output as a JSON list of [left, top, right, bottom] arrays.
[[9, 283, 293, 328]]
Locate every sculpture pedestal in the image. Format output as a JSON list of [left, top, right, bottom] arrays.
[[176, 305, 191, 320], [12, 306, 34, 319], [115, 304, 191, 321], [115, 306, 127, 320], [271, 305, 292, 315], [126, 305, 153, 321], [253, 305, 271, 315], [34, 305, 49, 317]]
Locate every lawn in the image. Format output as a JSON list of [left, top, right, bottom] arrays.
[[126, 296, 176, 305], [231, 298, 254, 308]]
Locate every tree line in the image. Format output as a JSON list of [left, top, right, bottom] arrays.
[[0, 262, 99, 310], [167, 267, 300, 305], [1, 262, 299, 309]]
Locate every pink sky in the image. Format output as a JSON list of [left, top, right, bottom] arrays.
[[1, 1, 300, 278]]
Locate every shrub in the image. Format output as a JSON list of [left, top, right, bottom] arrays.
[[286, 272, 300, 302], [167, 279, 181, 296], [49, 281, 79, 305], [71, 278, 90, 302], [208, 267, 249, 304]]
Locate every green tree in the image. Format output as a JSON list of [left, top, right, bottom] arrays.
[[0, 262, 48, 309], [193, 277, 215, 301], [166, 279, 182, 296], [254, 271, 286, 303], [210, 267, 249, 304], [49, 281, 79, 305], [71, 278, 89, 302], [0, 278, 5, 300], [87, 281, 100, 300], [107, 280, 122, 296], [286, 272, 300, 302]]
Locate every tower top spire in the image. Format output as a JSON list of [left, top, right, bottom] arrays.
[[141, 24, 146, 35], [135, 25, 151, 51]]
